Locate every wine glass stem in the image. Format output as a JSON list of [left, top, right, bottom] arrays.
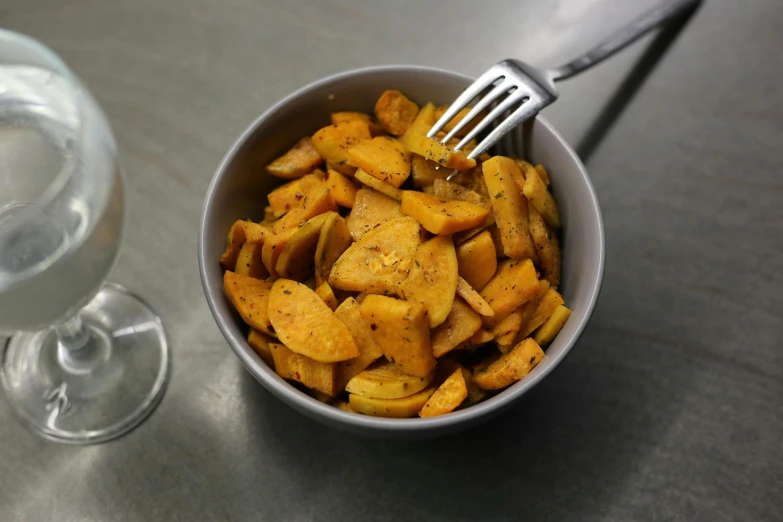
[[54, 314, 100, 371]]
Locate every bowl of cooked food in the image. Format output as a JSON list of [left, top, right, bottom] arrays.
[[198, 65, 604, 437]]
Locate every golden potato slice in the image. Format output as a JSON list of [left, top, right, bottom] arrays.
[[329, 217, 424, 295], [346, 360, 435, 399], [397, 235, 458, 328], [514, 279, 550, 343], [534, 163, 551, 186], [482, 156, 537, 260], [528, 203, 561, 287], [325, 168, 357, 208], [331, 111, 384, 137], [272, 185, 338, 234], [269, 342, 337, 396], [348, 136, 411, 188], [374, 89, 419, 136], [480, 259, 539, 328], [267, 171, 326, 217], [419, 368, 468, 417], [235, 241, 269, 279], [400, 191, 489, 235], [268, 279, 359, 363], [314, 212, 353, 287], [261, 227, 297, 279], [533, 305, 571, 346], [354, 168, 403, 201], [247, 328, 275, 367], [405, 133, 476, 170], [431, 179, 489, 208], [220, 220, 271, 270], [360, 295, 435, 378], [431, 298, 483, 357], [433, 106, 484, 138], [335, 400, 356, 413], [311, 120, 371, 176], [455, 276, 495, 317], [451, 165, 489, 198], [473, 338, 545, 390], [521, 161, 561, 229], [315, 281, 338, 311], [265, 137, 324, 180], [492, 308, 526, 352], [411, 155, 450, 188], [456, 229, 497, 291], [349, 384, 436, 418], [345, 187, 406, 240], [334, 297, 384, 390], [263, 206, 276, 223], [223, 271, 275, 336], [519, 287, 564, 339], [469, 328, 494, 346], [276, 212, 335, 280]]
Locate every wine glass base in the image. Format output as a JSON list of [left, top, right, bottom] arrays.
[[1, 283, 170, 444]]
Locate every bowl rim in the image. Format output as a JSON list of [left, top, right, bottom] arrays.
[[198, 64, 605, 433]]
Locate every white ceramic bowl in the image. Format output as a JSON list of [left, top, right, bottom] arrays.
[[199, 65, 604, 437]]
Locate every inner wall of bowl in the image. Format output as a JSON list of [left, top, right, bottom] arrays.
[[204, 66, 602, 433]]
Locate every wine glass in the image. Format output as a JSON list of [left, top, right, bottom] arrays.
[[0, 29, 170, 444]]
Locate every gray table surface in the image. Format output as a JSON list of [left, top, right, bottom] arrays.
[[1, 0, 782, 520]]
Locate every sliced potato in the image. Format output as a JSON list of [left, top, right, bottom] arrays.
[[533, 305, 571, 346], [315, 281, 338, 311], [451, 165, 489, 198], [433, 106, 484, 138], [518, 287, 564, 339], [235, 241, 269, 279], [400, 190, 489, 235], [325, 168, 358, 208], [268, 279, 359, 363], [335, 400, 356, 413], [334, 297, 384, 390], [411, 155, 450, 188], [314, 212, 353, 287], [267, 171, 325, 217], [272, 184, 338, 234], [345, 187, 405, 240], [534, 163, 551, 186], [223, 271, 275, 336], [521, 161, 561, 229], [311, 120, 372, 176], [491, 307, 525, 352], [220, 220, 271, 270], [329, 217, 423, 295], [515, 279, 551, 343], [482, 156, 537, 260], [528, 203, 561, 287], [349, 384, 436, 418], [405, 133, 476, 170], [456, 229, 497, 291], [275, 212, 334, 280], [247, 328, 275, 367], [346, 360, 435, 399], [265, 137, 324, 180], [263, 206, 276, 223], [261, 227, 297, 279], [479, 259, 539, 328], [470, 328, 494, 346], [360, 295, 436, 378], [354, 168, 403, 201], [270, 342, 337, 396], [419, 368, 468, 417], [374, 90, 419, 136], [431, 298, 483, 357], [331, 111, 384, 137], [455, 276, 495, 317], [473, 338, 545, 390], [397, 235, 458, 328], [347, 136, 411, 188], [431, 179, 489, 208]]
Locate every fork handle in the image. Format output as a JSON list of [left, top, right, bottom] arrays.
[[549, 0, 700, 81]]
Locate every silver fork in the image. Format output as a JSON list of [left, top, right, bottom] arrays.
[[429, 0, 701, 179]]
